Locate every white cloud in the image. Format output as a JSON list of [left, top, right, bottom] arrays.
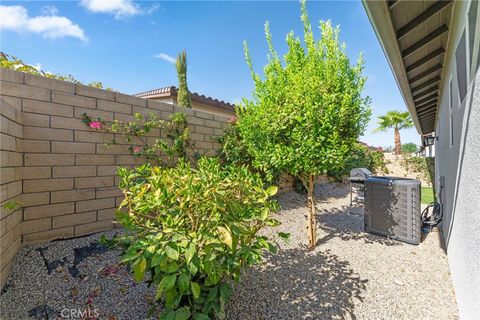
[[80, 0, 150, 19], [145, 4, 161, 15], [154, 53, 176, 64], [41, 5, 59, 16], [0, 5, 87, 41]]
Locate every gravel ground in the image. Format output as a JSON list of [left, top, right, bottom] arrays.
[[0, 183, 457, 319], [0, 230, 158, 320], [227, 183, 458, 320]]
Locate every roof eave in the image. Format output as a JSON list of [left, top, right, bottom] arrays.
[[362, 0, 423, 134]]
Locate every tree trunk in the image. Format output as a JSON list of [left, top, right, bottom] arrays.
[[306, 174, 317, 249], [394, 127, 401, 155]]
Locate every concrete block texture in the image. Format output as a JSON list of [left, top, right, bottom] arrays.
[[0, 69, 228, 288]]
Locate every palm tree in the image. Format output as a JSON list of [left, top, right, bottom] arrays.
[[374, 110, 413, 155], [176, 50, 191, 108]]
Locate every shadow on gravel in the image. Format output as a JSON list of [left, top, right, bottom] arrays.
[[226, 249, 368, 320], [276, 185, 401, 247], [316, 206, 401, 247]]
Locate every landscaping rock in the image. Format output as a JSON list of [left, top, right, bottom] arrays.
[[0, 184, 458, 320]]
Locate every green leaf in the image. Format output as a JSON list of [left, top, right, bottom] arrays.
[[278, 232, 290, 241], [185, 243, 195, 264], [164, 261, 179, 273], [151, 253, 164, 267], [191, 282, 201, 299], [193, 313, 210, 320], [266, 185, 278, 196], [159, 274, 177, 293], [205, 272, 219, 286], [219, 283, 233, 300], [133, 257, 147, 282], [178, 273, 190, 293], [165, 288, 180, 308], [155, 283, 164, 301], [175, 307, 191, 320], [260, 208, 269, 220], [159, 309, 175, 320], [165, 244, 180, 260], [188, 256, 199, 276], [217, 227, 232, 249]]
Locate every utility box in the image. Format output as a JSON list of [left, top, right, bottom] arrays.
[[364, 176, 421, 245]]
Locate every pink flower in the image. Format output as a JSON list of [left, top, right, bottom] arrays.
[[132, 146, 142, 154], [89, 121, 102, 129], [228, 116, 237, 124]]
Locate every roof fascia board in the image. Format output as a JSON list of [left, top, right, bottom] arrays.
[[362, 0, 422, 134]]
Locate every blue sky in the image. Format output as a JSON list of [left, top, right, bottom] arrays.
[[0, 0, 420, 148]]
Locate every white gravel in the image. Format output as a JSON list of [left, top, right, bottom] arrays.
[[227, 183, 458, 320], [0, 183, 458, 319], [0, 230, 157, 320]]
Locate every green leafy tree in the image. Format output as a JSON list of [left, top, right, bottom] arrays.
[[374, 110, 413, 155], [176, 50, 192, 108], [401, 142, 418, 154], [237, 0, 371, 248]]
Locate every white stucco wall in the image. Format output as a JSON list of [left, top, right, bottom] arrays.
[[445, 68, 480, 320], [435, 1, 480, 318]]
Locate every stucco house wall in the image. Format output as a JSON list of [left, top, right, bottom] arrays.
[[362, 1, 479, 317], [434, 1, 479, 318]]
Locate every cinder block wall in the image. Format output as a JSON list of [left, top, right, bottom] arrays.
[[0, 69, 229, 287], [0, 88, 23, 288]]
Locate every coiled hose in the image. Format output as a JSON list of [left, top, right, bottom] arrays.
[[421, 202, 442, 233]]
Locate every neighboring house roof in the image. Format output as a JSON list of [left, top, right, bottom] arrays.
[[134, 86, 236, 114], [359, 141, 383, 151], [362, 0, 454, 134]]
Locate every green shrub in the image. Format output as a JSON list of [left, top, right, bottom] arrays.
[[328, 143, 389, 180], [401, 142, 418, 154], [218, 121, 251, 167], [401, 155, 432, 184], [116, 157, 280, 319], [218, 121, 279, 182]]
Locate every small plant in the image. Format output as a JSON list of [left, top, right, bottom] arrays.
[[81, 112, 194, 166], [116, 157, 280, 319], [401, 154, 432, 184], [1, 52, 113, 90], [2, 200, 21, 211], [176, 50, 192, 108], [218, 121, 249, 166]]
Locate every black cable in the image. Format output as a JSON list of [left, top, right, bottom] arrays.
[[421, 202, 442, 234]]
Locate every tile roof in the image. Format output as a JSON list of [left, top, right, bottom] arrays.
[[134, 86, 235, 113]]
